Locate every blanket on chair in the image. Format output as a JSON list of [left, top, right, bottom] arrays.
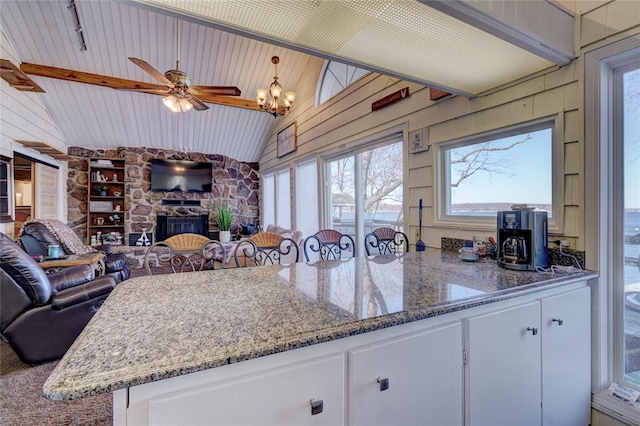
[[19, 219, 95, 255]]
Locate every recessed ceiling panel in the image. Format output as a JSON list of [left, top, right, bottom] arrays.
[[134, 0, 556, 95]]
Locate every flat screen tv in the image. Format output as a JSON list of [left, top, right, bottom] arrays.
[[150, 159, 213, 193]]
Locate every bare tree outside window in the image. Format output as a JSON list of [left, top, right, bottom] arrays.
[[329, 141, 404, 235], [446, 127, 552, 215]]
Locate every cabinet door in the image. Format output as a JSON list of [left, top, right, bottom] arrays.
[[146, 354, 345, 426], [349, 323, 463, 426], [541, 286, 591, 425], [467, 301, 541, 426]]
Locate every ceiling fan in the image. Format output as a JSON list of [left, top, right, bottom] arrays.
[[126, 19, 241, 112], [127, 57, 241, 112]]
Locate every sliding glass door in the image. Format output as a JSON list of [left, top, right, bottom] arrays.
[[326, 137, 404, 250]]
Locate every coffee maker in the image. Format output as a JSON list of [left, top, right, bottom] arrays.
[[497, 210, 549, 271]]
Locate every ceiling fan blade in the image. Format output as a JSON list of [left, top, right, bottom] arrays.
[[114, 87, 171, 95], [128, 57, 173, 87], [187, 95, 209, 111], [189, 85, 241, 96], [20, 62, 261, 111]]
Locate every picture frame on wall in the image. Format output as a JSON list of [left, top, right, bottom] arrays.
[[277, 122, 297, 158]]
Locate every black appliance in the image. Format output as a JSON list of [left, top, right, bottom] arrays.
[[497, 210, 549, 271], [150, 159, 212, 192]]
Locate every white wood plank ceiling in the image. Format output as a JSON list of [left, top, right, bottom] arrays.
[[1, 0, 311, 162], [1, 0, 573, 163]]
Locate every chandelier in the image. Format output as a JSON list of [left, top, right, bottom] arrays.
[[256, 56, 295, 117]]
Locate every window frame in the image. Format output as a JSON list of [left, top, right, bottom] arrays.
[[261, 166, 291, 229], [585, 36, 640, 422], [433, 114, 564, 234], [322, 131, 405, 248], [315, 60, 369, 107], [293, 156, 319, 239]]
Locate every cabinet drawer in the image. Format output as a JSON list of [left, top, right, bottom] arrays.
[[146, 354, 345, 426]]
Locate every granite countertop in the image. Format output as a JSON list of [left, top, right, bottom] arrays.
[[44, 249, 597, 400]]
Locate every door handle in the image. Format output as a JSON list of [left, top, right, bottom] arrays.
[[526, 327, 538, 336], [552, 317, 564, 326]]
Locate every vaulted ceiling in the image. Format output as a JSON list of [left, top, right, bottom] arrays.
[[1, 0, 573, 163]]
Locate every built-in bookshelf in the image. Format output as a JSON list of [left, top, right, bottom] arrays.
[[87, 158, 125, 245]]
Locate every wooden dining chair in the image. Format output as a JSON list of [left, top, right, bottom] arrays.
[[303, 229, 356, 261], [234, 232, 300, 267], [364, 227, 409, 256]]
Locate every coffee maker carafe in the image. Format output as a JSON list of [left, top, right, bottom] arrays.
[[497, 210, 548, 271]]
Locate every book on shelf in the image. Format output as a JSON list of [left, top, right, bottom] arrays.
[[91, 160, 114, 166]]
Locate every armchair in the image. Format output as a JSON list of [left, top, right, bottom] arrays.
[[0, 233, 117, 364], [18, 219, 130, 282]]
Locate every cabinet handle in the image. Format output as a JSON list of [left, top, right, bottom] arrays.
[[377, 376, 390, 391], [310, 398, 323, 415], [526, 327, 538, 335], [552, 317, 564, 326]]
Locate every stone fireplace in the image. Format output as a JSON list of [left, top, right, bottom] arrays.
[[66, 147, 260, 244], [156, 214, 209, 241]]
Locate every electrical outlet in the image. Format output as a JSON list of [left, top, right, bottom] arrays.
[[560, 240, 571, 248]]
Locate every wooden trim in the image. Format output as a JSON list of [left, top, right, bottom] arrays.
[[0, 59, 45, 92]]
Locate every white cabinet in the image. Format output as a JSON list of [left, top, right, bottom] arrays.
[[541, 286, 591, 426], [130, 354, 345, 426], [116, 282, 591, 426], [349, 323, 463, 426], [467, 301, 542, 425], [466, 285, 591, 426]]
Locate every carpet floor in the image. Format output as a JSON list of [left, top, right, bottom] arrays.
[[0, 267, 172, 425], [0, 341, 112, 425]]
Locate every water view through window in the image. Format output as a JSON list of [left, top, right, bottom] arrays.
[[447, 127, 552, 216], [622, 66, 640, 384]]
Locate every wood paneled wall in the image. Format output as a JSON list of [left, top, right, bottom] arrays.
[[258, 0, 639, 252]]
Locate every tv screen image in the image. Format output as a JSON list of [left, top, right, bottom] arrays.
[[150, 159, 213, 193]]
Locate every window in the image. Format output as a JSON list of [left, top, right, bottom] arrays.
[[435, 116, 563, 232], [619, 63, 640, 385], [325, 136, 404, 249], [316, 60, 369, 106], [262, 168, 290, 229], [586, 38, 640, 419], [295, 158, 319, 238]]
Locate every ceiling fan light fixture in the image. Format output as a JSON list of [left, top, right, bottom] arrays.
[[163, 92, 193, 113], [179, 97, 193, 112], [163, 94, 179, 110], [256, 56, 295, 117]]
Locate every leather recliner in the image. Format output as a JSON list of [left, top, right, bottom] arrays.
[[19, 221, 131, 282], [0, 232, 117, 364]]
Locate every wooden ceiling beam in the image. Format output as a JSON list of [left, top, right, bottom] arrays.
[[19, 62, 260, 111], [1, 59, 45, 92]]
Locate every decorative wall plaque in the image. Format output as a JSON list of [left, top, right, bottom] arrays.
[[409, 128, 428, 154], [371, 87, 410, 111], [277, 122, 297, 158]]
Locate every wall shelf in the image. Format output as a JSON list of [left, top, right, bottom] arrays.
[[87, 158, 125, 244]]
